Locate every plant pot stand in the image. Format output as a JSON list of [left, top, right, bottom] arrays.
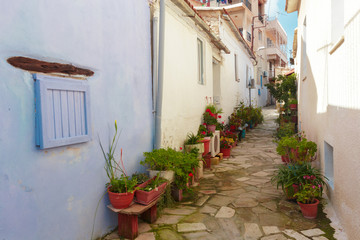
[[107, 197, 161, 239]]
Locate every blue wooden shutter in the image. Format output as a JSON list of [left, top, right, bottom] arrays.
[[34, 74, 91, 149]]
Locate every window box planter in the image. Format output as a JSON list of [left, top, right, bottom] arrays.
[[135, 177, 167, 205]]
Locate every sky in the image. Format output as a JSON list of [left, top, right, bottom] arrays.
[[265, 0, 298, 60]]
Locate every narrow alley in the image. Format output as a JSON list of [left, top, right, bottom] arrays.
[[104, 107, 336, 240]]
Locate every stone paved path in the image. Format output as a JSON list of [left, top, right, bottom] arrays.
[[104, 106, 336, 240]]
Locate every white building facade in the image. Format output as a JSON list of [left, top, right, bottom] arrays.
[[287, 0, 360, 239]]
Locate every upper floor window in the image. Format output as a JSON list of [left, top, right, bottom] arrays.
[[197, 38, 204, 85]]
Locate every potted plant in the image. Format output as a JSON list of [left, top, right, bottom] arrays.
[[271, 163, 300, 199], [275, 122, 295, 140], [135, 174, 168, 205], [100, 121, 138, 209], [141, 148, 176, 182], [271, 162, 327, 200], [205, 104, 223, 119], [220, 136, 233, 158], [289, 99, 298, 110], [171, 150, 199, 201], [184, 132, 204, 156], [294, 183, 322, 219], [276, 136, 298, 163], [198, 124, 212, 155], [203, 110, 218, 133]]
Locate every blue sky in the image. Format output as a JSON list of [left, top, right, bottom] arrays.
[[265, 0, 298, 59]]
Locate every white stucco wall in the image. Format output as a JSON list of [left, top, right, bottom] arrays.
[[295, 0, 360, 239], [0, 1, 153, 239], [158, 2, 215, 148], [218, 20, 255, 118]]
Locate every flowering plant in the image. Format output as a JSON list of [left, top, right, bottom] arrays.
[[222, 130, 238, 142], [203, 110, 218, 125], [220, 136, 234, 149], [294, 183, 322, 204], [198, 124, 213, 137]]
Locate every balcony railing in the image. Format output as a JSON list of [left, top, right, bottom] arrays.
[[206, 0, 252, 11]]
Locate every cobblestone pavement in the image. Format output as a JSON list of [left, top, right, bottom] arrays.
[[105, 106, 337, 240]]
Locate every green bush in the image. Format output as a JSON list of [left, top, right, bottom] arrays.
[[275, 122, 295, 140]]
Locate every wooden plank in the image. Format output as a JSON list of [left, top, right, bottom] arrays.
[[52, 90, 62, 139], [45, 89, 55, 141], [107, 196, 160, 215], [79, 91, 86, 135], [74, 91, 81, 136], [67, 91, 76, 137], [60, 90, 69, 138]]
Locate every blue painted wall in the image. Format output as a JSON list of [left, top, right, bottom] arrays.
[[0, 1, 153, 239]]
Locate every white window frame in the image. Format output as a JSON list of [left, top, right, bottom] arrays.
[[197, 38, 205, 85]]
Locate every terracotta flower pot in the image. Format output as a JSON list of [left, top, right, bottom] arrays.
[[220, 147, 231, 159], [290, 104, 297, 110], [204, 153, 211, 169], [201, 138, 211, 156], [281, 155, 290, 163], [171, 187, 183, 202], [135, 177, 167, 205], [108, 189, 134, 209], [298, 199, 320, 219], [206, 124, 216, 133]]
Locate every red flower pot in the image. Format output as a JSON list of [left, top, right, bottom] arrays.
[[204, 153, 211, 169], [281, 155, 290, 163], [206, 124, 216, 133], [290, 104, 297, 110], [171, 187, 183, 202], [291, 116, 298, 123], [220, 147, 231, 158], [298, 199, 320, 219], [108, 189, 134, 209], [201, 138, 211, 156], [135, 177, 167, 205]]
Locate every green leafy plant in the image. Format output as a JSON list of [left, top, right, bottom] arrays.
[[206, 104, 223, 114], [99, 121, 137, 193], [141, 148, 199, 190], [275, 122, 295, 140], [271, 163, 327, 198], [141, 148, 177, 171], [289, 98, 298, 105], [131, 172, 150, 185], [203, 111, 218, 125], [141, 175, 167, 192], [265, 73, 297, 108], [294, 183, 321, 204], [198, 124, 213, 137], [184, 132, 202, 145]]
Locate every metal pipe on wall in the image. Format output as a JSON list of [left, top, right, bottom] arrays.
[[154, 0, 165, 149]]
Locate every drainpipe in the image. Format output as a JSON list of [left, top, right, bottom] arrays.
[[154, 0, 165, 149]]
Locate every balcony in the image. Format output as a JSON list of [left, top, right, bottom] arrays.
[[202, 0, 252, 11]]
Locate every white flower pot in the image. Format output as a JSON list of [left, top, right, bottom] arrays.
[[147, 169, 175, 182]]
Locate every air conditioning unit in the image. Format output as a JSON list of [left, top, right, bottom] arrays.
[[263, 71, 268, 77]]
